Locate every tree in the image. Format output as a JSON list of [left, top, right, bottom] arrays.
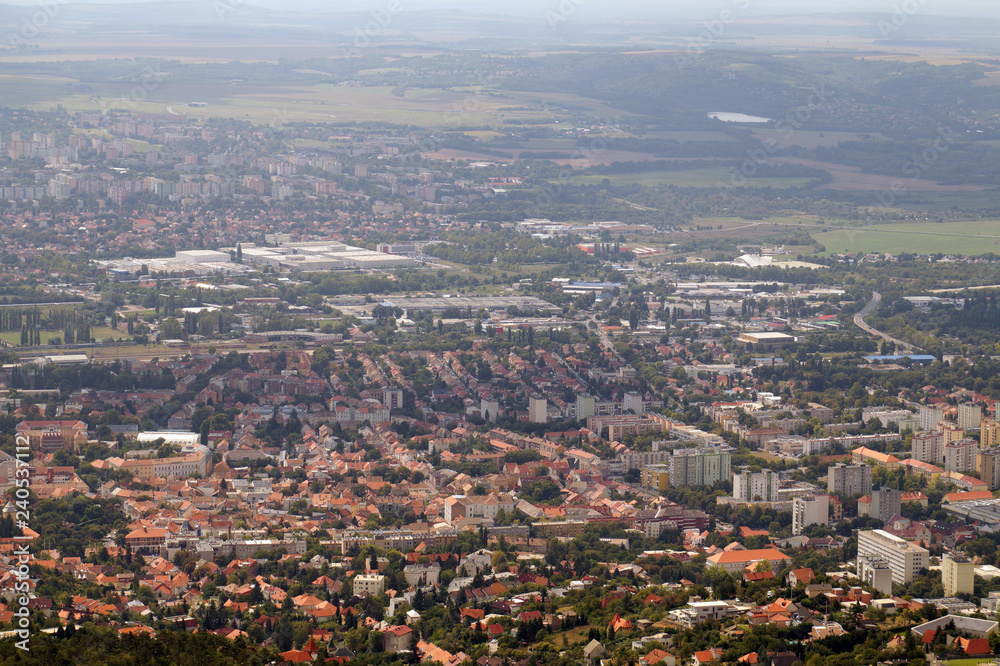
[[159, 317, 183, 340]]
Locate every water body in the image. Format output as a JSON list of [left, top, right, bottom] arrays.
[[707, 112, 772, 123]]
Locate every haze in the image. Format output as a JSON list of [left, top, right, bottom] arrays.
[[2, 0, 1000, 20]]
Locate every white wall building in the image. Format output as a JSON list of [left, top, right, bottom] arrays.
[[732, 469, 779, 503], [857, 529, 929, 585], [792, 494, 829, 535], [958, 404, 983, 430], [919, 406, 944, 432], [528, 397, 548, 423], [911, 431, 944, 465], [944, 438, 979, 474], [353, 573, 386, 596]]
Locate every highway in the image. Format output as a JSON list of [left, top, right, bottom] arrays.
[[854, 291, 921, 351]]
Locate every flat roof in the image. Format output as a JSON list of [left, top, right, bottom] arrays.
[[740, 332, 794, 339]]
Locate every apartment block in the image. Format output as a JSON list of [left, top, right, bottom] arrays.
[[528, 397, 548, 423], [942, 552, 975, 597], [979, 448, 1000, 491], [858, 558, 894, 596], [667, 447, 732, 488], [944, 438, 978, 474], [870, 487, 902, 524], [857, 529, 929, 585], [353, 573, 386, 597], [958, 404, 982, 430], [792, 495, 829, 535], [919, 406, 944, 432], [911, 431, 944, 465], [732, 469, 779, 503], [827, 463, 873, 497], [982, 417, 1000, 449]]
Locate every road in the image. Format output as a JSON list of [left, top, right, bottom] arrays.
[[854, 291, 921, 351]]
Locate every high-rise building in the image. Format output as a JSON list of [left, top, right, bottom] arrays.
[[857, 529, 929, 585], [919, 406, 944, 432], [870, 487, 902, 525], [942, 552, 975, 597], [911, 431, 944, 465], [792, 495, 829, 535], [980, 448, 1000, 491], [640, 465, 670, 493], [827, 463, 873, 497], [858, 557, 894, 596], [941, 423, 966, 445], [958, 404, 982, 430], [576, 395, 596, 420], [666, 447, 732, 488], [733, 469, 779, 503], [481, 399, 500, 423], [383, 388, 404, 411], [944, 438, 978, 473], [528, 397, 548, 423], [982, 417, 1000, 449], [642, 447, 732, 490]]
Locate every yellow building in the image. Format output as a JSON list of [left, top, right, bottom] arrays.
[[941, 423, 967, 445], [852, 446, 900, 470], [641, 465, 670, 492], [942, 552, 975, 597], [982, 417, 1000, 449]]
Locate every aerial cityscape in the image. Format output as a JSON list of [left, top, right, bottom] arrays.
[[3, 1, 1000, 664]]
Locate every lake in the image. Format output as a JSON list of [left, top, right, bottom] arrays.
[[707, 112, 772, 123]]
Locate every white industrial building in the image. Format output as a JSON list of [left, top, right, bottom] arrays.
[[236, 240, 418, 272], [175, 250, 230, 264]]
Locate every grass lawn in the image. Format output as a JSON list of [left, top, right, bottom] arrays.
[[943, 659, 997, 666], [537, 624, 594, 649], [0, 326, 126, 346]]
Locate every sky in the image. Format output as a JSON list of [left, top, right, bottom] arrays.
[[1, 0, 999, 19]]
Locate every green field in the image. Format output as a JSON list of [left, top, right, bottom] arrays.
[[814, 219, 1000, 256], [0, 327, 125, 346], [559, 168, 818, 188]]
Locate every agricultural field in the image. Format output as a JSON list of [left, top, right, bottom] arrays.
[[814, 219, 1000, 256], [8, 76, 570, 128], [562, 167, 818, 188]]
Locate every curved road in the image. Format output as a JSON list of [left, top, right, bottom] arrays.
[[854, 291, 921, 351]]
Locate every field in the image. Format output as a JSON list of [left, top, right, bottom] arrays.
[[814, 220, 1000, 256], [767, 157, 988, 192], [751, 129, 884, 150], [0, 327, 124, 346], [4, 74, 590, 128], [559, 168, 818, 188], [536, 624, 594, 649]]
